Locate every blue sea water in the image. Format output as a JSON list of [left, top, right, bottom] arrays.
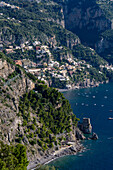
[[49, 82, 113, 170]]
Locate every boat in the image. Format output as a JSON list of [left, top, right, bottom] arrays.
[[104, 96, 107, 99], [93, 96, 95, 98], [109, 110, 113, 112], [108, 137, 113, 140], [108, 117, 113, 120]]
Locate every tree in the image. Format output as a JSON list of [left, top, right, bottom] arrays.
[[0, 141, 29, 170]]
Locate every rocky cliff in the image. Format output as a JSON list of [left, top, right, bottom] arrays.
[[63, 0, 111, 46], [0, 0, 80, 49], [0, 55, 35, 145], [0, 53, 86, 167], [51, 0, 113, 64]]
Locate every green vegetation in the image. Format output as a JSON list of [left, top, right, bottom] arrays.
[[101, 29, 113, 41], [72, 44, 107, 67], [0, 52, 14, 65], [51, 77, 67, 89], [0, 0, 78, 46], [97, 0, 113, 19], [98, 30, 113, 64], [0, 141, 28, 170], [26, 72, 37, 82], [7, 49, 37, 62], [18, 83, 78, 149]]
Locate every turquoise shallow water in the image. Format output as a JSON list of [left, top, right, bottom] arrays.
[[49, 82, 113, 170]]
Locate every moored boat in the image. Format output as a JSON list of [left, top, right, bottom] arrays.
[[108, 117, 113, 120]]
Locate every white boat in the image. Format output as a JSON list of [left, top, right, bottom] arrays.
[[104, 96, 107, 99], [108, 117, 113, 120]]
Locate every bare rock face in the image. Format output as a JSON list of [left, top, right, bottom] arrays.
[[65, 5, 111, 33], [75, 128, 86, 140], [0, 59, 15, 79], [63, 0, 112, 48], [96, 37, 113, 53], [78, 118, 92, 134], [0, 59, 35, 144], [90, 132, 98, 140]]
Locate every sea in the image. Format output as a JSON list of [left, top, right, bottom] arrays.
[[49, 82, 113, 170]]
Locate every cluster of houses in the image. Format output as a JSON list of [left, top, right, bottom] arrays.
[[100, 64, 113, 71], [14, 59, 37, 69], [1, 40, 52, 60], [25, 56, 95, 88], [0, 1, 20, 9], [1, 37, 113, 89], [36, 45, 51, 59], [3, 43, 34, 54]]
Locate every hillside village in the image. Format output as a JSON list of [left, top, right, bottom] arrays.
[[0, 39, 112, 89], [0, 0, 113, 89], [1, 0, 113, 169]]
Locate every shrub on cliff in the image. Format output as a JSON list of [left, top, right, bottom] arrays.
[[0, 141, 29, 170]]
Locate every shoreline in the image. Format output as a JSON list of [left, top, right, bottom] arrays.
[[58, 80, 109, 92], [44, 146, 86, 165], [27, 81, 107, 170], [27, 141, 84, 170]]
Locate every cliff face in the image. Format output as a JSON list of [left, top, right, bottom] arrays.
[[0, 59, 15, 79], [96, 38, 110, 53], [64, 1, 111, 46], [65, 6, 111, 32], [0, 57, 35, 145], [95, 28, 113, 54], [0, 0, 80, 48], [0, 54, 85, 166]]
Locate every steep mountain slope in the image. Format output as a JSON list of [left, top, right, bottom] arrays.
[[60, 0, 113, 64], [0, 0, 79, 47], [0, 53, 83, 165], [0, 0, 112, 89], [62, 0, 111, 45]]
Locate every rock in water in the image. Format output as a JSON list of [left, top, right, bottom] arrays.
[[78, 118, 92, 134], [90, 132, 98, 140]]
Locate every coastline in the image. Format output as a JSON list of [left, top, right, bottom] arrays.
[[27, 141, 84, 170], [58, 80, 109, 92], [27, 81, 108, 170]]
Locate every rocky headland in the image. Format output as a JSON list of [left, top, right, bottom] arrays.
[[27, 137, 84, 170], [28, 118, 98, 170], [0, 53, 98, 170]]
